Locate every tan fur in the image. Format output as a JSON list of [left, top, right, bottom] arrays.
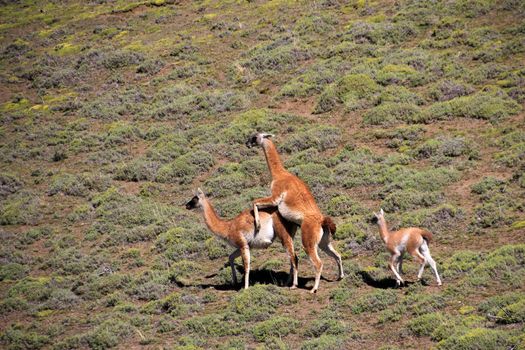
[[374, 210, 442, 286], [252, 136, 344, 292], [196, 194, 298, 289]]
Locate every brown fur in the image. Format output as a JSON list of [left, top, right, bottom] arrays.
[[192, 193, 298, 289], [250, 136, 344, 292], [374, 210, 442, 286], [322, 216, 337, 235], [420, 229, 433, 243]]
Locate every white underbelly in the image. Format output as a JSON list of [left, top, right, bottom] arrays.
[[396, 233, 410, 253], [249, 216, 275, 249], [278, 202, 303, 225]]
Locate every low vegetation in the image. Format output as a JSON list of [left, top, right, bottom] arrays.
[[1, 0, 523, 349]]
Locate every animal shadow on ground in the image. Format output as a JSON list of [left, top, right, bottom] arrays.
[[184, 267, 329, 291], [359, 270, 418, 289]]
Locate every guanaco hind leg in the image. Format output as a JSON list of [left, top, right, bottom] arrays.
[[228, 248, 241, 285], [389, 253, 404, 286], [419, 241, 442, 286], [319, 229, 344, 280], [302, 219, 324, 293]]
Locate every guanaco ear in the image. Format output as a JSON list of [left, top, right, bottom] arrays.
[[197, 188, 205, 197], [380, 208, 384, 216], [373, 211, 379, 218], [261, 133, 274, 139]]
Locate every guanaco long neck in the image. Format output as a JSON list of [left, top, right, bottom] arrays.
[[378, 218, 389, 244], [262, 139, 286, 179], [200, 198, 229, 238]]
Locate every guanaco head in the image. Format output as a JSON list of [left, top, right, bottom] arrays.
[[246, 132, 275, 148], [185, 188, 206, 210], [371, 208, 385, 225]]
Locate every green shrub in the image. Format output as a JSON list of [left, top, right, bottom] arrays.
[[401, 204, 462, 232], [0, 173, 22, 199], [442, 251, 482, 278], [18, 227, 52, 245], [229, 284, 291, 321], [407, 312, 447, 337], [0, 192, 41, 225], [239, 39, 311, 76], [363, 102, 423, 125], [345, 20, 418, 45], [136, 58, 165, 75], [381, 189, 443, 212], [403, 292, 446, 316], [0, 297, 29, 314], [156, 158, 198, 184], [204, 237, 230, 259], [470, 178, 516, 229], [252, 316, 299, 342], [289, 163, 334, 188], [48, 172, 110, 197], [373, 125, 425, 149], [413, 137, 476, 159], [114, 159, 160, 182], [83, 318, 132, 349], [424, 90, 521, 122], [167, 260, 203, 286], [101, 50, 144, 69], [146, 133, 188, 162], [453, 0, 496, 17], [351, 289, 397, 314], [437, 328, 513, 350], [384, 167, 460, 194], [304, 311, 347, 337], [428, 80, 474, 102], [280, 126, 342, 153], [279, 65, 336, 98], [300, 334, 344, 350], [294, 14, 336, 35], [204, 171, 253, 197], [478, 292, 524, 319], [0, 263, 28, 281], [8, 277, 55, 303], [379, 85, 424, 105], [467, 244, 525, 287], [377, 64, 425, 86], [0, 325, 50, 350], [334, 222, 366, 242], [326, 195, 364, 217], [104, 121, 141, 145], [184, 313, 240, 337], [313, 73, 380, 113], [496, 299, 525, 324]]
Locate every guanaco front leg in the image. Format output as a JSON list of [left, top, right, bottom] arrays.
[[253, 194, 283, 231], [240, 246, 251, 289], [389, 253, 404, 286]]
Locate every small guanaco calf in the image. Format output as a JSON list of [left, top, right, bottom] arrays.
[[372, 209, 442, 286]]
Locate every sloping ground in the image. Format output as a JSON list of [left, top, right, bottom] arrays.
[[0, 0, 524, 349]]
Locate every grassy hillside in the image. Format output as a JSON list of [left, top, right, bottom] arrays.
[[1, 0, 524, 349]]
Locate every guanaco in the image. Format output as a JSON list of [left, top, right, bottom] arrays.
[[372, 208, 442, 286], [246, 132, 344, 293], [185, 188, 299, 289]]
